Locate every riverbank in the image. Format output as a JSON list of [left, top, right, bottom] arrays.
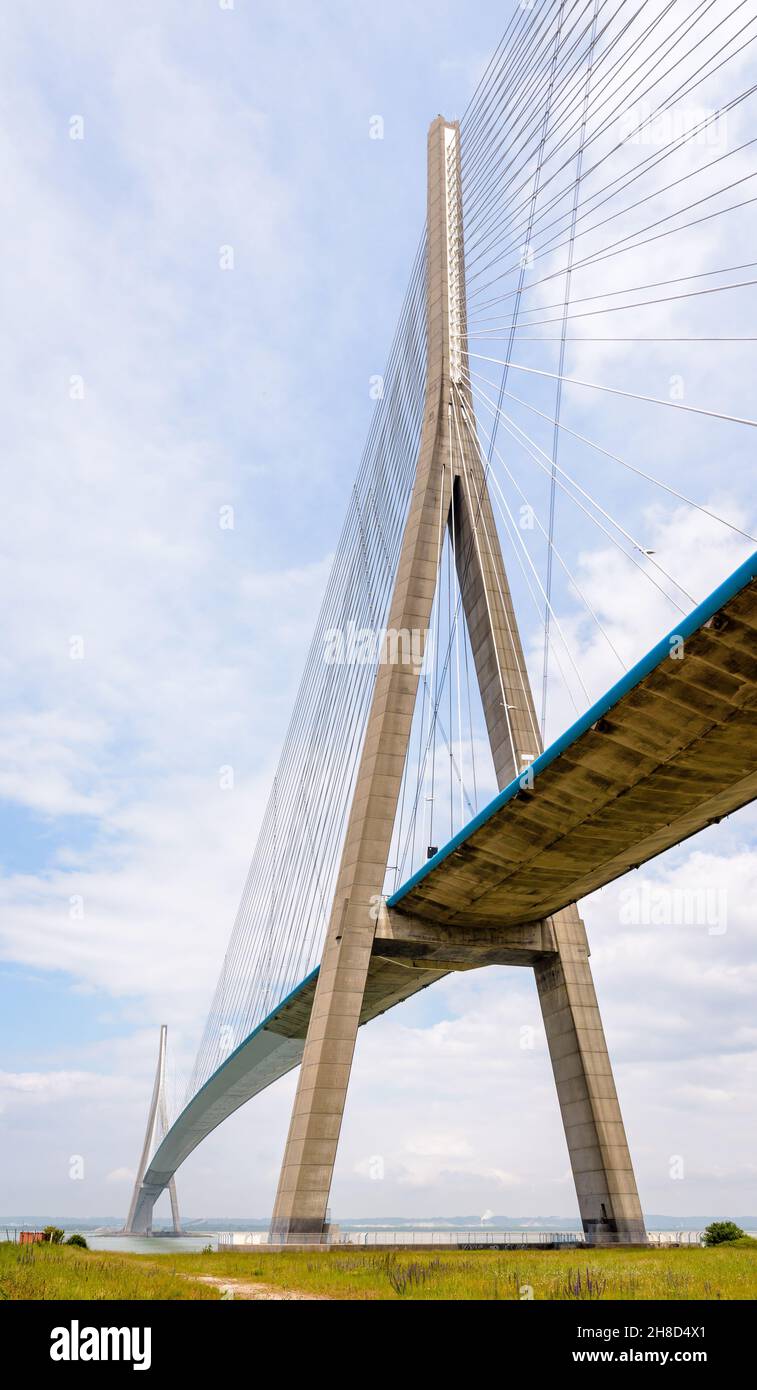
[[2, 1240, 757, 1300]]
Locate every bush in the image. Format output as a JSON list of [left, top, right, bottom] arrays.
[[65, 1234, 88, 1249], [702, 1221, 746, 1246], [42, 1226, 64, 1245]]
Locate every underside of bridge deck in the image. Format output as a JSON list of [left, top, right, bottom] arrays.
[[389, 553, 757, 928]]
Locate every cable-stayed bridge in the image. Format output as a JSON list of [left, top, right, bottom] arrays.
[[125, 2, 757, 1243]]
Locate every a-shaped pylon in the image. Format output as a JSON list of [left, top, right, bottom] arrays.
[[124, 1025, 181, 1236]]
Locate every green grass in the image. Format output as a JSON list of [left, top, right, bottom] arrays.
[[2, 1241, 757, 1300], [0, 1243, 218, 1301]]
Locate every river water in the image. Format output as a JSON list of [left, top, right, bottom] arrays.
[[84, 1235, 216, 1254], [67, 1228, 754, 1253]]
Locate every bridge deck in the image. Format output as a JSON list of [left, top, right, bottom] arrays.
[[132, 550, 757, 1228], [389, 549, 757, 926]]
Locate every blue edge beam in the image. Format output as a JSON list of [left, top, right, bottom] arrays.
[[388, 546, 757, 907], [132, 547, 757, 1228]]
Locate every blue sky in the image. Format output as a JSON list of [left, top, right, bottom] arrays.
[[1, 0, 756, 1224]]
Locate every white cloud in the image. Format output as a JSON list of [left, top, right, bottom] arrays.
[[106, 1166, 136, 1185], [0, 1070, 127, 1105]]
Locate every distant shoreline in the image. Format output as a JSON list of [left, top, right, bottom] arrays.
[[5, 1215, 757, 1236]]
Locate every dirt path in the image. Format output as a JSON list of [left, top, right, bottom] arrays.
[[189, 1274, 332, 1301]]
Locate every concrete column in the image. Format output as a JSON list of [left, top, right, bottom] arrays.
[[158, 1086, 182, 1235], [452, 459, 646, 1244], [443, 151, 646, 1247], [535, 906, 646, 1244], [446, 149, 540, 790], [124, 1025, 182, 1236], [451, 467, 541, 788], [269, 118, 459, 1241], [451, 495, 646, 1244]]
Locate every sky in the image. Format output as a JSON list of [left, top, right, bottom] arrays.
[[1, 0, 756, 1226]]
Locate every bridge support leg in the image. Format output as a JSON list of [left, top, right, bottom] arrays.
[[168, 1177, 181, 1234], [535, 907, 646, 1245], [127, 1185, 155, 1236], [269, 117, 458, 1243], [270, 917, 378, 1240]]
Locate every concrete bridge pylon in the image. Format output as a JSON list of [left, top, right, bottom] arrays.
[[123, 1025, 182, 1237], [269, 117, 647, 1246]]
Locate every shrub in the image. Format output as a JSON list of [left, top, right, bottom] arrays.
[[65, 1234, 88, 1249], [42, 1226, 65, 1245], [702, 1221, 746, 1246]]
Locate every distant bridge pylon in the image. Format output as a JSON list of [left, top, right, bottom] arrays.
[[123, 1025, 181, 1236]]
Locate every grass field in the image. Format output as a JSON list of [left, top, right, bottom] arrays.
[[2, 1240, 757, 1300]]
